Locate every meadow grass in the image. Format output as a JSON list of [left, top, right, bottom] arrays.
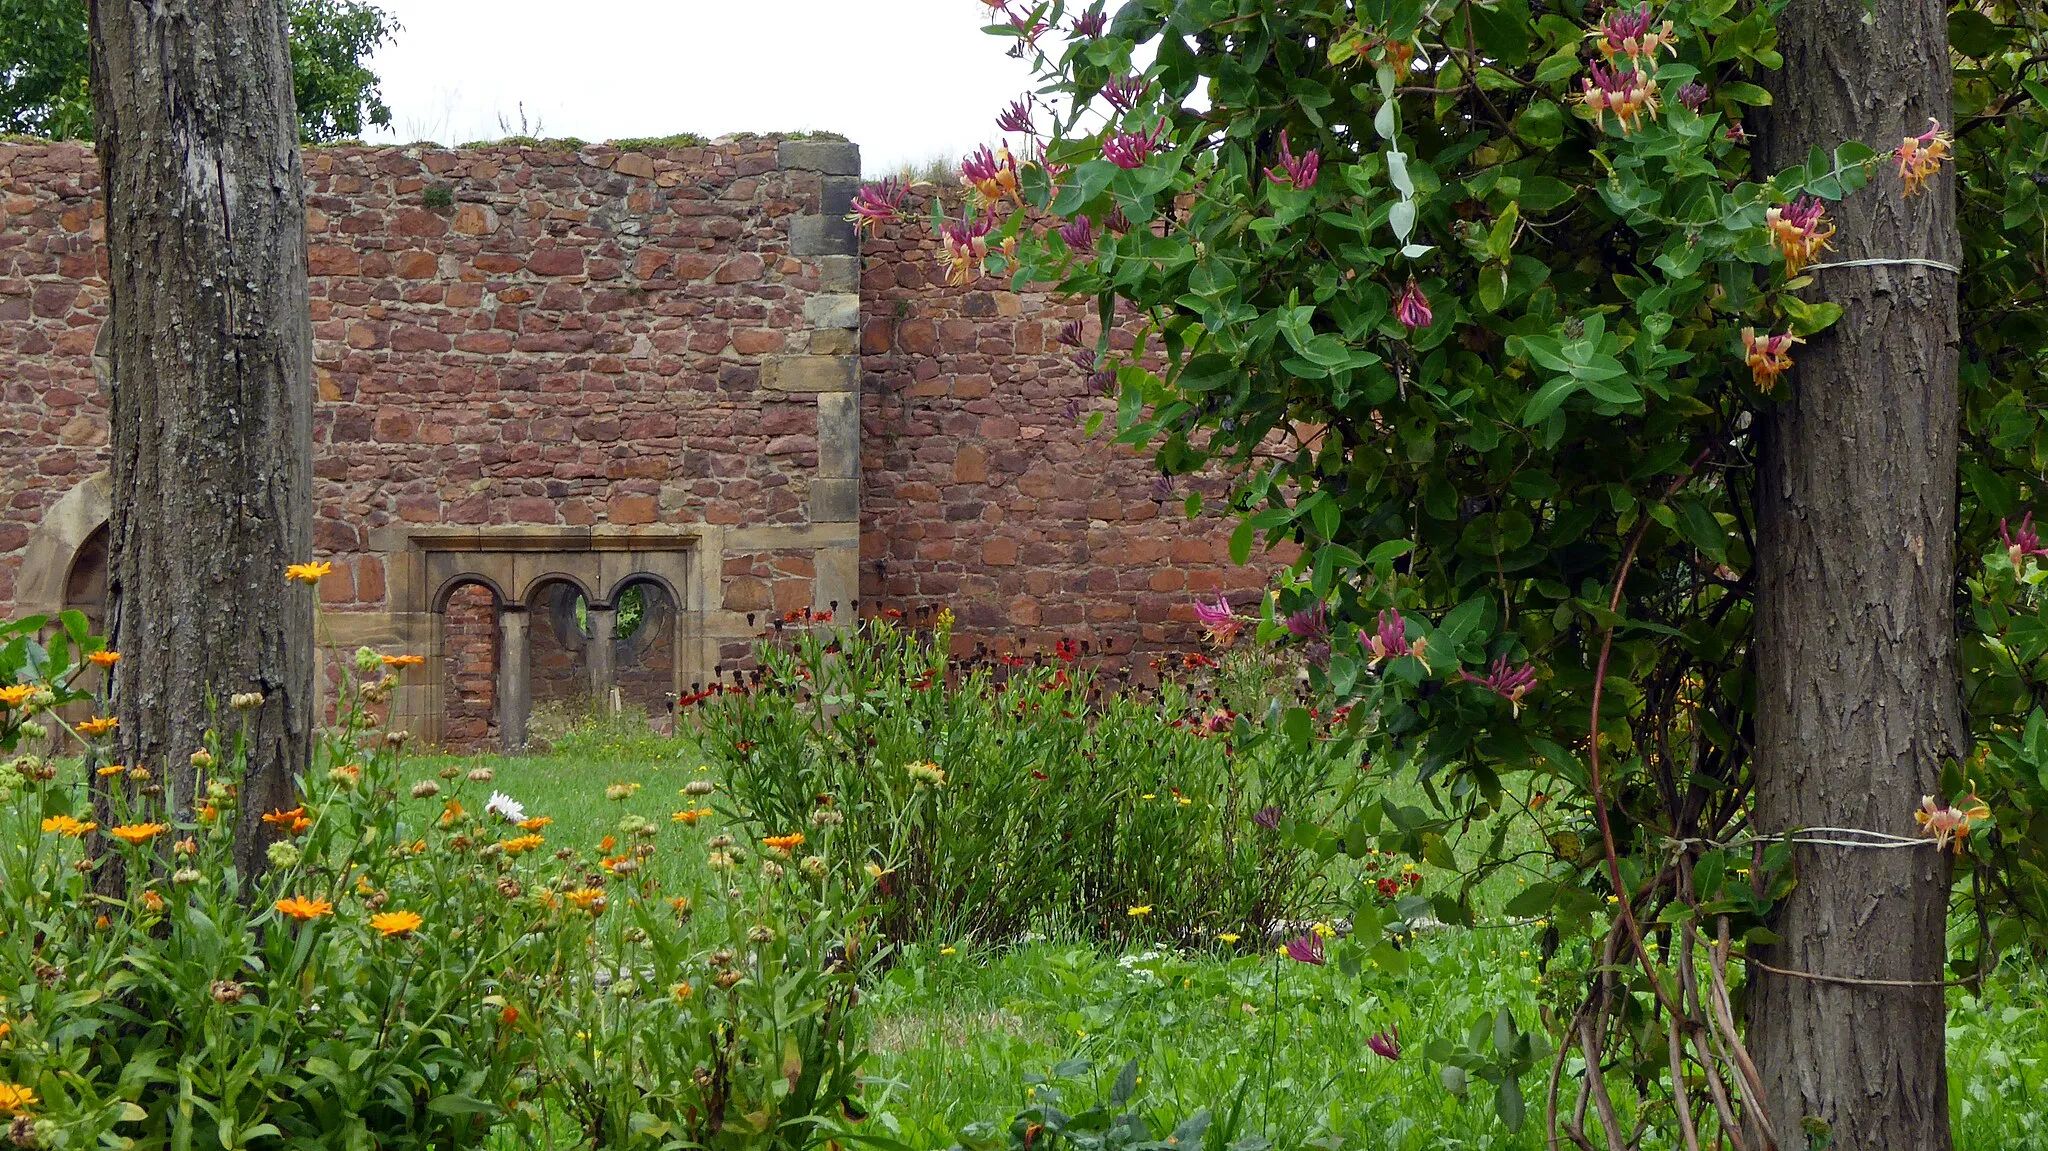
[[428, 723, 2048, 1151]]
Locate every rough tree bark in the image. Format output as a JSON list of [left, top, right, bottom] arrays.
[[88, 0, 314, 877], [1754, 0, 1962, 1146]]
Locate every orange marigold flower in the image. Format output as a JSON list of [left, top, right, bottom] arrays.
[[141, 889, 166, 913], [439, 799, 465, 828], [198, 803, 219, 825], [500, 1004, 520, 1024], [763, 832, 806, 850], [0, 685, 31, 707], [109, 822, 166, 846], [274, 895, 334, 920], [0, 1081, 37, 1115], [262, 806, 306, 827], [370, 909, 423, 937], [1742, 327, 1802, 392], [599, 834, 617, 852], [672, 808, 711, 825], [96, 764, 125, 777], [380, 654, 425, 668], [518, 816, 553, 831], [501, 833, 545, 856], [41, 814, 95, 838], [285, 561, 333, 584], [77, 716, 118, 737], [88, 650, 120, 667], [565, 887, 607, 913]]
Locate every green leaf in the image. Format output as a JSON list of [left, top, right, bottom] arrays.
[[1719, 81, 1773, 106]]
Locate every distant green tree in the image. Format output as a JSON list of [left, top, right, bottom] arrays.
[[1, 0, 395, 143]]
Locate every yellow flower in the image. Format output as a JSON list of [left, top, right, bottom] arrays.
[[0, 685, 31, 707], [285, 561, 334, 584], [672, 981, 694, 1002], [1176, 796, 1192, 806], [939, 946, 958, 956], [763, 832, 806, 850], [1127, 904, 1152, 917], [370, 910, 423, 937], [274, 895, 334, 921], [565, 888, 607, 913], [88, 650, 120, 667], [1312, 922, 1336, 939], [906, 761, 946, 788], [95, 764, 125, 777], [501, 834, 545, 856], [0, 1082, 37, 1115], [109, 822, 166, 846], [1216, 932, 1241, 944], [672, 808, 711, 825], [77, 716, 117, 737], [605, 782, 640, 801]]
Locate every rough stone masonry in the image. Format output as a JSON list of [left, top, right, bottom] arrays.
[[0, 136, 1261, 748]]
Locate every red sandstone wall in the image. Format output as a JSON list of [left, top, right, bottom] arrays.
[[441, 582, 500, 748], [857, 203, 1259, 669], [2, 141, 1267, 674]]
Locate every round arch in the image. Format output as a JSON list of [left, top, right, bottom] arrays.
[[17, 472, 113, 615]]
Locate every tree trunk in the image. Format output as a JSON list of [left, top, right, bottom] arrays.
[[1753, 1, 1961, 1147], [88, 0, 314, 877]]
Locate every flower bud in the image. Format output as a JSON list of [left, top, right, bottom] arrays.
[[190, 749, 216, 770], [353, 646, 383, 674], [210, 980, 245, 1004], [172, 868, 203, 886], [230, 692, 265, 711], [411, 780, 441, 799], [467, 767, 494, 783], [683, 779, 715, 797], [266, 842, 300, 869], [748, 924, 775, 943]]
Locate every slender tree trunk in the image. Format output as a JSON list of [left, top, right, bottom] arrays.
[[88, 0, 314, 877], [1753, 1, 1962, 1146]]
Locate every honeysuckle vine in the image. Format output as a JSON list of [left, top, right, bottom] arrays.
[[848, 0, 2048, 1143]]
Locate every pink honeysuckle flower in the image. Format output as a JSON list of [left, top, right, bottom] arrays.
[[1193, 593, 1243, 646], [937, 214, 995, 286], [1464, 655, 1538, 714], [1587, 3, 1678, 64], [844, 178, 906, 239], [1284, 600, 1327, 641], [1725, 120, 1748, 143], [1059, 214, 1095, 253], [1674, 81, 1709, 112], [997, 98, 1036, 137], [961, 142, 1022, 209], [1766, 195, 1835, 277], [1070, 4, 1107, 38], [1253, 805, 1282, 830], [1363, 610, 1410, 663], [1263, 129, 1320, 189], [1894, 118, 1953, 198], [2002, 513, 2048, 568], [1284, 933, 1326, 966], [1579, 62, 1660, 133], [1915, 792, 1991, 854], [1742, 327, 1802, 393], [1103, 117, 1169, 169], [1366, 1026, 1402, 1061], [1102, 74, 1151, 113], [1394, 279, 1433, 331]]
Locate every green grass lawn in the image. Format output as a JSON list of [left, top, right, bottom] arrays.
[[421, 722, 2048, 1151]]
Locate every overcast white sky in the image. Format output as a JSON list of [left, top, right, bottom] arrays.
[[362, 0, 1043, 176]]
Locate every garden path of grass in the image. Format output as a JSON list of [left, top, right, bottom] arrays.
[[422, 725, 2048, 1151]]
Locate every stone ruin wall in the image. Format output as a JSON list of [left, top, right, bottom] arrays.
[[0, 137, 1254, 748]]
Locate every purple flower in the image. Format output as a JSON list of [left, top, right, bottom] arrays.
[[1463, 656, 1539, 714], [1062, 396, 1085, 421], [960, 143, 1021, 208], [1102, 118, 1168, 169], [1093, 368, 1118, 395], [1151, 474, 1176, 502], [844, 178, 905, 238], [1366, 1026, 1402, 1061], [1284, 934, 1326, 966], [1284, 601, 1327, 641], [1263, 129, 1320, 189], [1071, 348, 1099, 372], [2003, 513, 2048, 566], [1059, 215, 1096, 253], [1675, 81, 1709, 112], [1253, 805, 1282, 830], [997, 98, 1036, 137], [1057, 319, 1087, 348], [1394, 279, 1433, 331], [1070, 4, 1107, 38], [1102, 74, 1151, 113], [1103, 207, 1132, 234]]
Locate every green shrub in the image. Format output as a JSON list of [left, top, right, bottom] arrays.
[[693, 616, 1363, 947], [0, 617, 879, 1149]]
